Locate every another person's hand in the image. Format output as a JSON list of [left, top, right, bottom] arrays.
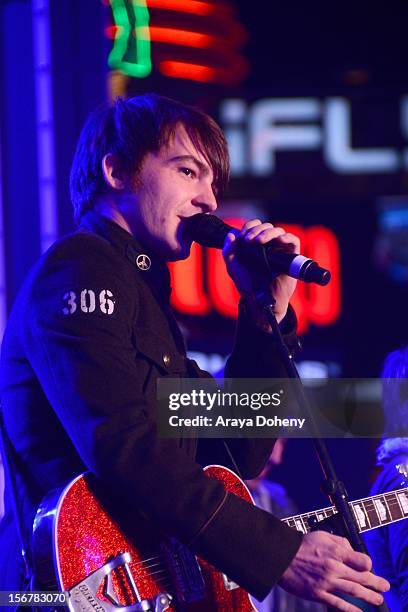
[[222, 219, 300, 324], [278, 530, 390, 611]]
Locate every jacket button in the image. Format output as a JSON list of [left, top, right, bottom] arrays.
[[162, 353, 171, 366]]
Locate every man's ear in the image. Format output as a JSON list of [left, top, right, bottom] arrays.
[[102, 153, 127, 190]]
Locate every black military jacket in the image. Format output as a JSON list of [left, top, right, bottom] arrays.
[[0, 212, 302, 599]]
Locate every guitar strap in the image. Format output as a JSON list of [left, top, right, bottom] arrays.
[[222, 441, 244, 481], [0, 405, 34, 590]]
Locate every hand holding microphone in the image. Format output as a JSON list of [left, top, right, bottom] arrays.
[[185, 213, 331, 286], [185, 214, 331, 324]]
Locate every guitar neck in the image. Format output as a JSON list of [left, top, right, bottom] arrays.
[[282, 487, 408, 534]]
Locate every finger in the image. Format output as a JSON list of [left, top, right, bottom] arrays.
[[341, 549, 372, 572], [335, 564, 390, 593], [222, 230, 239, 259], [327, 536, 370, 569], [317, 590, 364, 612], [240, 219, 263, 235], [224, 230, 239, 245], [335, 578, 384, 606], [244, 225, 285, 242], [272, 232, 301, 254], [338, 566, 383, 589]]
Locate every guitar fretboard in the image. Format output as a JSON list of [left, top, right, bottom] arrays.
[[282, 487, 408, 534]]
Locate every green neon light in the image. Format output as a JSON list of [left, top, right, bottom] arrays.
[[108, 0, 152, 78]]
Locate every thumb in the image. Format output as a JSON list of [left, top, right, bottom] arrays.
[[222, 230, 239, 260]]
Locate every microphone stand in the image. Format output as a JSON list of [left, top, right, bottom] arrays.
[[255, 290, 388, 612]]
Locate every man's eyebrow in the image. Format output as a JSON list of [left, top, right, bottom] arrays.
[[168, 155, 211, 176]]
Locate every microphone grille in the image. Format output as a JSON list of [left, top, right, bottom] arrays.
[[184, 214, 230, 248]]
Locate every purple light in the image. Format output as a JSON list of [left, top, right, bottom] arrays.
[[0, 126, 7, 339], [32, 0, 58, 252]]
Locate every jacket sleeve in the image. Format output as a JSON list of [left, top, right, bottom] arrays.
[[225, 300, 300, 379], [22, 236, 302, 600], [221, 302, 301, 480]]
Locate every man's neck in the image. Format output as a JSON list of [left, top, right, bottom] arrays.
[[93, 200, 133, 236]]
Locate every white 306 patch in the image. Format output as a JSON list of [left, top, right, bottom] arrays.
[[63, 289, 115, 315]]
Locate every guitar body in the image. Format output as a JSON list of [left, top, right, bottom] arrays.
[[32, 465, 257, 611], [32, 460, 408, 611]]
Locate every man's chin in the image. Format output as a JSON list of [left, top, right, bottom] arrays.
[[167, 242, 191, 262]]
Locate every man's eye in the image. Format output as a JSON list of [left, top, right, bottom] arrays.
[[180, 167, 196, 178]]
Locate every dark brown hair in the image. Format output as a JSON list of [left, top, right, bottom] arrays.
[[70, 93, 230, 222]]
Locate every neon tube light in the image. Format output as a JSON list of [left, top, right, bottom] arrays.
[[108, 0, 152, 78]]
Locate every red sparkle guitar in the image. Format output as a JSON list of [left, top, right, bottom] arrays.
[[32, 465, 408, 611]]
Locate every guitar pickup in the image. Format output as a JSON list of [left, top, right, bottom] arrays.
[[161, 538, 205, 604]]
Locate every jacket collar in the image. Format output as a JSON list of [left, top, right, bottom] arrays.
[[79, 210, 172, 301]]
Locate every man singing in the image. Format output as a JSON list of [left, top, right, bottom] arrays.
[[0, 94, 389, 609]]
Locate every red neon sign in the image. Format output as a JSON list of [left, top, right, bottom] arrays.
[[147, 0, 248, 85], [169, 220, 341, 333]]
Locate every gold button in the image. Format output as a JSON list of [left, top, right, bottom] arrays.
[[162, 353, 171, 366]]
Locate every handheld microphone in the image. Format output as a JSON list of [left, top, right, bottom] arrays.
[[185, 214, 331, 286]]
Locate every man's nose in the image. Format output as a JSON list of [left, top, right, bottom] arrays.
[[193, 184, 217, 213]]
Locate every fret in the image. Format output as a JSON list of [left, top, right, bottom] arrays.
[[282, 488, 408, 535], [294, 518, 307, 533], [397, 491, 408, 515], [306, 512, 319, 530], [289, 518, 297, 529], [306, 511, 317, 526], [381, 493, 393, 522], [369, 500, 379, 522], [307, 508, 333, 526], [361, 500, 372, 529], [372, 497, 388, 523], [290, 514, 308, 534], [361, 500, 379, 530], [284, 515, 296, 528], [307, 510, 327, 526], [386, 491, 403, 520], [372, 498, 387, 525], [351, 503, 369, 531], [300, 515, 309, 533]]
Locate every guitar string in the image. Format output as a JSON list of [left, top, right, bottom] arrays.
[[137, 561, 167, 572], [115, 566, 171, 581], [124, 553, 196, 577], [148, 569, 171, 578], [137, 560, 165, 570], [130, 562, 172, 576], [133, 554, 163, 566]]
